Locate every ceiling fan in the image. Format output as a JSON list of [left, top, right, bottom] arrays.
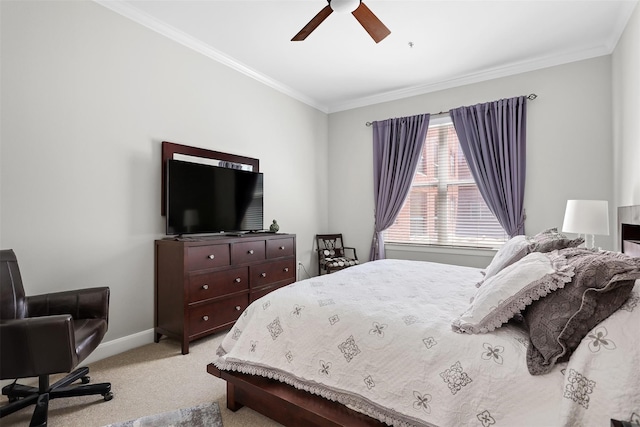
[[292, 0, 391, 43]]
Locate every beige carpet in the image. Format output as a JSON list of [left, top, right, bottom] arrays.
[[0, 331, 282, 427]]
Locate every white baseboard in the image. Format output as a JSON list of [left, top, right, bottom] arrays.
[[82, 328, 156, 365], [1, 329, 155, 388]]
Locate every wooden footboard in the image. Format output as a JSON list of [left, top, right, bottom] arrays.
[[207, 363, 386, 427]]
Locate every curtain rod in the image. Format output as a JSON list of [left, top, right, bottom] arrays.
[[365, 93, 538, 127]]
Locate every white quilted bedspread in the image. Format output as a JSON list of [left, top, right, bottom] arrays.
[[213, 259, 640, 427]]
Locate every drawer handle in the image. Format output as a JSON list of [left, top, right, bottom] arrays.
[[208, 254, 215, 260], [261, 272, 267, 278], [203, 316, 209, 321], [279, 246, 285, 250], [234, 277, 242, 283], [235, 306, 242, 311], [202, 284, 209, 290], [284, 267, 289, 272], [248, 249, 254, 255]]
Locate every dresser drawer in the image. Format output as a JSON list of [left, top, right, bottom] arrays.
[[266, 237, 295, 259], [188, 294, 248, 337], [186, 244, 230, 271], [188, 267, 249, 303], [231, 240, 266, 264], [251, 258, 296, 288]]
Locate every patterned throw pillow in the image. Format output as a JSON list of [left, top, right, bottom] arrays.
[[530, 228, 584, 253], [323, 257, 358, 268], [453, 251, 575, 334], [524, 248, 640, 375]]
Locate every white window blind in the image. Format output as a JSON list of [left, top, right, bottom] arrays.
[[384, 117, 508, 248]]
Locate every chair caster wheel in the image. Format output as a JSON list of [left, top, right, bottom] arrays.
[[103, 391, 114, 401], [81, 376, 90, 384]]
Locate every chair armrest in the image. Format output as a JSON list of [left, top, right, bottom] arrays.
[[26, 287, 110, 322], [343, 246, 358, 260], [0, 316, 77, 378]]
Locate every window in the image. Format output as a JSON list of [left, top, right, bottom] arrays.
[[384, 116, 507, 248]]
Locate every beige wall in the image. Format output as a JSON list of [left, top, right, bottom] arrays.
[[613, 2, 640, 211], [0, 1, 328, 352]]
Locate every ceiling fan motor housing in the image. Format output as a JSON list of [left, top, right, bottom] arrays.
[[330, 0, 361, 13]]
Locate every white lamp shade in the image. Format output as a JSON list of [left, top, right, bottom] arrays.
[[562, 200, 610, 236], [330, 0, 360, 13]]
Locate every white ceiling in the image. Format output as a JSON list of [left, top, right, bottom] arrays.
[[97, 0, 638, 113]]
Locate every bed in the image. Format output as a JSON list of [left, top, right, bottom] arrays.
[[208, 206, 640, 427]]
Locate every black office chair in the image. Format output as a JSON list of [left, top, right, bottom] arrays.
[[0, 249, 113, 427]]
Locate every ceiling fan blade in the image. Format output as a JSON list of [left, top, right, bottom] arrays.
[[292, 5, 333, 41], [352, 2, 391, 43]]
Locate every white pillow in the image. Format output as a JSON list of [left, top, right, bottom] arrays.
[[452, 251, 575, 334], [480, 235, 533, 284], [479, 229, 584, 287]]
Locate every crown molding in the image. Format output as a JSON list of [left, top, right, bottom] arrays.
[[329, 0, 636, 112], [328, 44, 613, 113], [604, 1, 639, 52], [94, 0, 635, 115], [93, 0, 330, 113]]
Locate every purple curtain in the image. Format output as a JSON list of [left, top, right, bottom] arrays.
[[370, 114, 430, 261], [449, 96, 527, 237]]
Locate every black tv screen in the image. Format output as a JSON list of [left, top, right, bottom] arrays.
[[166, 159, 264, 235]]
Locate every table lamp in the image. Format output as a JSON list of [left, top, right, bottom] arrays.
[[562, 200, 609, 249]]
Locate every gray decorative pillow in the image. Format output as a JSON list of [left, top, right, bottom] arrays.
[[529, 227, 584, 253], [524, 248, 640, 375], [453, 251, 575, 334]]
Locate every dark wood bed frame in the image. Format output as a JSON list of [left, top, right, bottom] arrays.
[[619, 205, 640, 256], [207, 205, 640, 427], [206, 364, 385, 426]]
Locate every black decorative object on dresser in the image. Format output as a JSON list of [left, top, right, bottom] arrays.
[[154, 233, 296, 354]]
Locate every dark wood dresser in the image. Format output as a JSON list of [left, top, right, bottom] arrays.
[[154, 233, 296, 354]]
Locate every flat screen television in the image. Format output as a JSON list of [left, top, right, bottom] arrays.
[[166, 159, 264, 235]]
